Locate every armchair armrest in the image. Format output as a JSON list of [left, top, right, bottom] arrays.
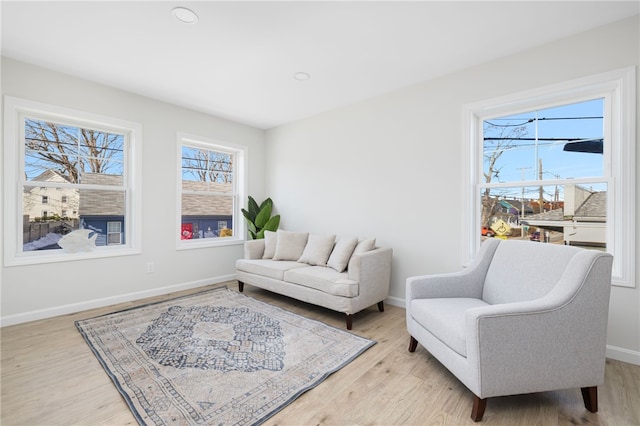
[[406, 238, 501, 302], [407, 270, 484, 301]]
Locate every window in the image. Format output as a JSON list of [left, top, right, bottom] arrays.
[[107, 221, 122, 245], [3, 96, 142, 265], [177, 133, 246, 248], [463, 68, 635, 287]]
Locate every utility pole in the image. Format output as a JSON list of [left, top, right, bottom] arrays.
[[517, 167, 531, 220], [539, 158, 544, 213]]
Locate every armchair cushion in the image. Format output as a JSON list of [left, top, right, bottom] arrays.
[[482, 240, 582, 304], [411, 298, 488, 357]]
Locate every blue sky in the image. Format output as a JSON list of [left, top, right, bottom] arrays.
[[482, 98, 605, 201], [483, 98, 603, 183], [24, 119, 124, 181]]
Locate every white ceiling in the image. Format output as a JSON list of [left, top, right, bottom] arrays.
[[2, 1, 638, 129]]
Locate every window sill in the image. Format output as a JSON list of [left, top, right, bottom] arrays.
[[5, 246, 142, 267], [176, 237, 245, 251]]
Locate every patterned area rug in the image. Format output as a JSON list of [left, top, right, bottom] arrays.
[[75, 287, 375, 425]]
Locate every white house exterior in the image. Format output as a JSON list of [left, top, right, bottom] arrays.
[[23, 170, 79, 220]]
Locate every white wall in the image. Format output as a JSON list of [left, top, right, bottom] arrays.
[[265, 16, 640, 363], [1, 57, 266, 324]]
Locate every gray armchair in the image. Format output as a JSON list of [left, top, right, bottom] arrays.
[[406, 238, 613, 421]]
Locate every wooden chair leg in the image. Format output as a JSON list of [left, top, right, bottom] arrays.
[[408, 336, 418, 352], [238, 281, 244, 292], [471, 396, 487, 422], [581, 386, 598, 412], [377, 301, 385, 312], [345, 314, 353, 330]]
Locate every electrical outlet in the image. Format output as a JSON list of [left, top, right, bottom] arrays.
[[146, 262, 155, 273]]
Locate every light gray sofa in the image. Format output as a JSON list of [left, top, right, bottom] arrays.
[[236, 230, 392, 329], [406, 238, 613, 421]]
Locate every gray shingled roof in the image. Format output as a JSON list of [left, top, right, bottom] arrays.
[[522, 191, 606, 223], [575, 191, 606, 220], [524, 208, 565, 221]]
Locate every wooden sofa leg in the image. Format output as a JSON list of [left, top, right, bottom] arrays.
[[408, 336, 418, 352], [377, 301, 385, 312], [238, 281, 244, 292], [345, 314, 353, 330], [471, 396, 487, 422], [581, 386, 598, 413]]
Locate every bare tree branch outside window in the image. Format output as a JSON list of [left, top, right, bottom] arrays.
[[24, 119, 124, 183], [181, 147, 233, 184], [481, 122, 528, 226]]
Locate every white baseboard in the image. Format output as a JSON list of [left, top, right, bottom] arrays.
[[0, 274, 237, 327], [606, 344, 640, 366], [385, 295, 405, 308]]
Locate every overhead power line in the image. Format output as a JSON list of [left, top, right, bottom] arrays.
[[485, 116, 603, 127]]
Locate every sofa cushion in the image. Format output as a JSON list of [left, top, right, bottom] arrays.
[[284, 267, 358, 298], [262, 230, 278, 259], [410, 298, 489, 357], [353, 238, 376, 255], [236, 259, 309, 281], [298, 234, 336, 266], [273, 230, 309, 261], [327, 236, 358, 272]]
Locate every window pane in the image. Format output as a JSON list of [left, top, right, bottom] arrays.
[[181, 194, 234, 239], [480, 183, 607, 248], [24, 119, 77, 182], [483, 99, 604, 183], [80, 172, 124, 186], [24, 118, 125, 185], [181, 146, 234, 192], [22, 185, 78, 251], [107, 221, 122, 245], [78, 189, 125, 246]]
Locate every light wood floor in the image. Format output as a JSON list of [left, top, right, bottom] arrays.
[[2, 281, 639, 426]]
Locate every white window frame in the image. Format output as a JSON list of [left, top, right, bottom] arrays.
[[176, 132, 247, 250], [3, 96, 142, 266], [462, 67, 636, 287]]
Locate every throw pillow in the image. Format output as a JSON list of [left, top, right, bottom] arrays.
[[262, 230, 278, 259], [353, 238, 376, 255], [298, 234, 336, 266], [273, 230, 309, 261], [327, 236, 358, 272]]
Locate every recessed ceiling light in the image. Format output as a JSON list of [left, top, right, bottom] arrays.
[[293, 72, 311, 81], [172, 7, 198, 24]]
